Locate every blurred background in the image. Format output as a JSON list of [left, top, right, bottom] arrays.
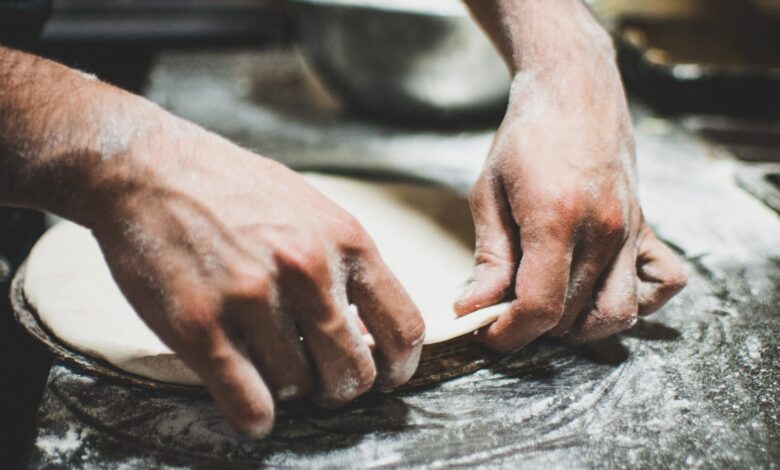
[[32, 0, 780, 142], [0, 0, 761, 139]]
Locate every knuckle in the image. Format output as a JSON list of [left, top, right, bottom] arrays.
[[530, 190, 586, 240], [174, 299, 222, 348], [536, 307, 565, 332], [382, 353, 421, 388], [340, 213, 369, 244], [383, 317, 426, 368], [513, 298, 565, 331], [538, 187, 632, 249], [200, 341, 237, 370], [233, 401, 275, 438], [595, 207, 628, 245], [601, 303, 639, 330], [354, 361, 378, 393], [665, 267, 688, 294], [276, 240, 327, 278], [396, 316, 426, 352], [338, 214, 373, 257], [473, 244, 514, 269], [467, 176, 490, 209], [322, 360, 377, 407], [467, 186, 482, 209], [227, 268, 273, 302], [548, 187, 588, 219]]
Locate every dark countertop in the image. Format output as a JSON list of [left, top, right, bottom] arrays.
[[21, 48, 780, 468]]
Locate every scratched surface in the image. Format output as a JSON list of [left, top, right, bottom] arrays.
[[23, 49, 779, 468]]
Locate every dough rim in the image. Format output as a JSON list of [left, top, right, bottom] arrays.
[[24, 175, 507, 385]]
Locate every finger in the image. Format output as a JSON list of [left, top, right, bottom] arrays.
[[283, 263, 377, 409], [479, 239, 572, 353], [636, 229, 687, 315], [178, 330, 275, 438], [546, 239, 618, 338], [547, 189, 630, 337], [566, 243, 639, 344], [101, 261, 275, 438], [222, 291, 315, 403], [347, 248, 425, 390], [454, 173, 518, 315]]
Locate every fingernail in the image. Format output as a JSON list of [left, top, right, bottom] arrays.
[[456, 280, 477, 305]]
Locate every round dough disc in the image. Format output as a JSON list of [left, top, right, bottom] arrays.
[[23, 173, 508, 385]]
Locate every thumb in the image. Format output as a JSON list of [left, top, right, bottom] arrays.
[[454, 174, 518, 316], [636, 227, 688, 315]]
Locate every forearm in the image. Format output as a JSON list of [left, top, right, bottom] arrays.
[[464, 0, 627, 133], [463, 0, 615, 77], [0, 46, 173, 226]]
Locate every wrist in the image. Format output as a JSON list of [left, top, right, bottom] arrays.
[[65, 104, 196, 230], [503, 6, 624, 119], [0, 51, 177, 227], [85, 111, 277, 235], [504, 0, 614, 75]]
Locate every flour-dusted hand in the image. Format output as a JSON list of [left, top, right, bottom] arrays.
[[457, 0, 687, 352], [0, 47, 424, 437], [92, 126, 425, 435]]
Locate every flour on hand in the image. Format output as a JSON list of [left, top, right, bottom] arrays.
[[24, 173, 508, 385]]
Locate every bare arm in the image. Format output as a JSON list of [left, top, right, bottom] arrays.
[[0, 47, 156, 220], [457, 0, 687, 350], [0, 46, 424, 437], [464, 0, 613, 73]]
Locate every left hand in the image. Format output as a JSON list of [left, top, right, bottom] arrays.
[[454, 26, 686, 352]]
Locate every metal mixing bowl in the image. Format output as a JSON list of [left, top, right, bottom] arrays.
[[288, 0, 511, 123]]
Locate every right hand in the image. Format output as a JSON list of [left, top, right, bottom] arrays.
[[87, 120, 425, 437]]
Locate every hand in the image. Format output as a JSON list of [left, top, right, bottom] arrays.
[[88, 122, 425, 437], [0, 46, 423, 438], [454, 17, 686, 352]]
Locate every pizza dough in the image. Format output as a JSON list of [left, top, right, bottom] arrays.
[[23, 173, 509, 385]]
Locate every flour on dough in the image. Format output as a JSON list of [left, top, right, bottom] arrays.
[[24, 173, 508, 385]]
